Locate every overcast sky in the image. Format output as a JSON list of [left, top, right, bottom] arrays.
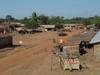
[[0, 0, 100, 19]]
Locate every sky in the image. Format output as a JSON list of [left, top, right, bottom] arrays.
[[0, 0, 100, 19]]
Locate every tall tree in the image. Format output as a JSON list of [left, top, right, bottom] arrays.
[[31, 12, 38, 28], [38, 14, 49, 25], [83, 19, 91, 27], [6, 15, 15, 22], [0, 19, 5, 24], [24, 12, 39, 29]]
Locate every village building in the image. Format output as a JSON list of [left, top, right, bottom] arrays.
[[90, 30, 100, 62], [0, 25, 13, 49], [1, 22, 25, 32], [64, 24, 85, 31], [56, 30, 96, 56], [9, 22, 25, 31], [40, 25, 55, 31]]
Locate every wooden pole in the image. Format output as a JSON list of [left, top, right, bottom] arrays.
[[51, 54, 53, 71]]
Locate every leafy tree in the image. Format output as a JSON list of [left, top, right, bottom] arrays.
[[48, 16, 64, 25], [6, 15, 15, 22], [23, 12, 39, 29], [95, 21, 100, 29], [3, 12, 100, 29], [31, 12, 39, 28], [38, 14, 49, 25], [83, 19, 91, 27], [0, 19, 5, 24]]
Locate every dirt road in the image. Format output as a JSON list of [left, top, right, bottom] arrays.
[[0, 31, 59, 75], [0, 31, 100, 75]]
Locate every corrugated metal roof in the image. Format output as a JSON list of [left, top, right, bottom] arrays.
[[41, 25, 55, 28], [90, 31, 100, 44]]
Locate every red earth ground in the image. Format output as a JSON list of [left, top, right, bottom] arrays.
[[0, 30, 100, 75]]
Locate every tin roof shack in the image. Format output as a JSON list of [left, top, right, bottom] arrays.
[[58, 30, 96, 55], [64, 24, 85, 31], [0, 25, 13, 49], [90, 31, 100, 62], [54, 39, 81, 71], [87, 24, 95, 30], [9, 22, 25, 32], [40, 25, 55, 31], [62, 40, 83, 57]]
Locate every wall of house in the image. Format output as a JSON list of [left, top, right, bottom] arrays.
[[63, 45, 79, 55], [0, 35, 13, 49], [94, 44, 100, 62]]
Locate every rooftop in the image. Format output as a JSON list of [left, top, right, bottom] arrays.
[[90, 30, 100, 44], [41, 25, 55, 28], [60, 30, 96, 46]]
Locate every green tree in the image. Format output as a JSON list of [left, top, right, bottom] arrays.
[[95, 24, 100, 29], [0, 18, 5, 24], [48, 16, 64, 25], [83, 19, 91, 27], [6, 15, 15, 22], [38, 14, 49, 25], [31, 12, 38, 28], [24, 12, 39, 29]]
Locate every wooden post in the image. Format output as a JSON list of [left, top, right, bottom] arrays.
[[51, 54, 53, 71]]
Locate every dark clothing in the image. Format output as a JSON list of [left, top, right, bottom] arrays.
[[79, 41, 87, 55], [79, 47, 86, 55], [58, 45, 63, 52]]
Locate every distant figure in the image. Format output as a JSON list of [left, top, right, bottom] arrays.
[[58, 39, 63, 52], [59, 39, 63, 44], [19, 41, 23, 46], [58, 44, 63, 52]]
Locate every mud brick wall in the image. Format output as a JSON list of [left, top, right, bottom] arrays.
[[0, 35, 13, 48], [94, 44, 100, 62]]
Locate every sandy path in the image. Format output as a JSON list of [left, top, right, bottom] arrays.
[[0, 32, 55, 75]]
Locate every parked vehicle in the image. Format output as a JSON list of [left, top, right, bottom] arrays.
[[58, 32, 67, 36]]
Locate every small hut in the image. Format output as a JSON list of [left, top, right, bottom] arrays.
[[40, 25, 55, 31]]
